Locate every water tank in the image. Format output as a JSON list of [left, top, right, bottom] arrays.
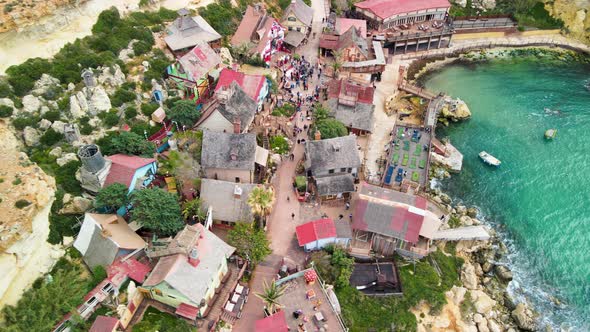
[[78, 144, 106, 173]]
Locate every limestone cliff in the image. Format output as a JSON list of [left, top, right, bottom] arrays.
[[0, 120, 64, 308], [0, 0, 90, 33], [546, 0, 590, 45]]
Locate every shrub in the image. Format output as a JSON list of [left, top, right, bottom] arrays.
[[314, 119, 348, 139], [55, 161, 83, 195], [40, 128, 65, 147], [92, 266, 107, 284], [15, 200, 31, 209], [168, 99, 201, 127], [141, 103, 159, 116], [102, 111, 120, 127], [130, 188, 183, 236], [198, 0, 242, 37], [270, 135, 289, 154], [80, 124, 94, 135], [271, 103, 295, 117], [97, 131, 156, 157], [0, 81, 12, 98], [5, 58, 51, 96], [144, 49, 170, 83], [0, 105, 13, 117], [133, 40, 152, 56], [125, 106, 138, 119], [130, 120, 159, 137], [42, 110, 61, 122], [111, 88, 136, 107], [12, 115, 38, 130]]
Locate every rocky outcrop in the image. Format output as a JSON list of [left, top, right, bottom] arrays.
[[545, 0, 590, 45], [511, 302, 538, 331], [0, 120, 63, 308], [0, 0, 90, 33], [439, 96, 472, 123], [70, 86, 111, 118], [96, 64, 126, 93], [31, 74, 60, 97], [22, 95, 42, 113], [22, 126, 40, 146]]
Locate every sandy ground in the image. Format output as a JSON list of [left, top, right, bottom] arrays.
[[0, 0, 210, 74]]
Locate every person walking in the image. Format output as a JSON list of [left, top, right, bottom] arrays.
[[287, 196, 291, 202], [345, 202, 350, 210], [291, 213, 295, 220]]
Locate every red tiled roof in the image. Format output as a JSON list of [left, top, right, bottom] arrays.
[[89, 316, 119, 332], [176, 303, 200, 320], [107, 257, 152, 285], [103, 154, 156, 188], [328, 79, 375, 104], [335, 18, 367, 36], [215, 68, 266, 101], [255, 311, 289, 332], [355, 0, 450, 20], [231, 5, 265, 47], [295, 218, 337, 246]]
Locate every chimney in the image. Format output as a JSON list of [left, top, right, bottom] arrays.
[[314, 130, 321, 141], [188, 248, 200, 267], [233, 117, 241, 133]]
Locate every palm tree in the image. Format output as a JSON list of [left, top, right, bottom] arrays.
[[247, 186, 275, 229], [331, 50, 344, 77], [182, 198, 207, 224], [255, 280, 286, 315]]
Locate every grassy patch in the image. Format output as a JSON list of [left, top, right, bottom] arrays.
[[132, 307, 195, 332], [514, 2, 563, 29], [271, 103, 295, 117], [337, 251, 464, 331], [270, 135, 290, 155]]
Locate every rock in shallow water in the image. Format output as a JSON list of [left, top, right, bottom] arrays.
[[511, 302, 538, 331]]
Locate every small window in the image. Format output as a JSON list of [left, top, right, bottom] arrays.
[[296, 27, 301, 32], [288, 16, 296, 22], [347, 168, 352, 173], [340, 168, 346, 173], [235, 177, 240, 183], [288, 27, 293, 31], [328, 169, 335, 174]]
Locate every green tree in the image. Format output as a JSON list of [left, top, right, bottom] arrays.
[[255, 280, 286, 314], [330, 247, 355, 288], [181, 198, 207, 223], [314, 119, 348, 139], [247, 186, 275, 229], [39, 128, 65, 147], [227, 223, 271, 265], [97, 131, 156, 157], [95, 183, 129, 211], [130, 188, 184, 236], [168, 100, 201, 127]]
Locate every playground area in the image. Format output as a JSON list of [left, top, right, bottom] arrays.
[[382, 125, 431, 188]]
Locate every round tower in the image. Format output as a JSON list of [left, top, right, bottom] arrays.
[[77, 144, 106, 173]]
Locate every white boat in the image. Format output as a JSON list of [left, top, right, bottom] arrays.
[[479, 151, 501, 166]]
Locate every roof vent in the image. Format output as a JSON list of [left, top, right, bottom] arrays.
[[332, 144, 340, 152], [189, 248, 199, 259], [234, 185, 243, 198]]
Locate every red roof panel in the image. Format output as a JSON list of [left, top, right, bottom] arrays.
[[176, 303, 200, 320], [327, 79, 374, 104], [107, 257, 152, 285], [215, 68, 266, 101], [89, 316, 119, 332], [255, 311, 289, 332], [103, 154, 156, 188], [295, 218, 337, 246], [355, 0, 451, 20]]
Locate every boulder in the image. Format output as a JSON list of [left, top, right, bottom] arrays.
[[494, 265, 513, 282], [482, 261, 494, 273], [479, 0, 496, 10], [97, 64, 126, 92], [461, 215, 474, 226], [471, 290, 496, 315], [473, 313, 484, 323], [440, 193, 452, 204], [56, 153, 78, 167], [488, 319, 503, 332], [0, 98, 15, 109], [454, 0, 467, 6], [48, 147, 62, 158], [32, 74, 60, 96], [478, 320, 490, 332], [86, 86, 111, 115], [450, 285, 467, 305], [474, 263, 484, 277], [461, 262, 479, 290], [39, 119, 52, 130], [59, 196, 92, 214], [467, 207, 479, 218], [67, 83, 76, 91], [456, 205, 467, 215], [511, 303, 538, 331], [69, 91, 89, 119], [22, 95, 42, 113], [118, 40, 137, 63], [23, 127, 40, 146], [51, 121, 67, 134], [40, 106, 50, 116]]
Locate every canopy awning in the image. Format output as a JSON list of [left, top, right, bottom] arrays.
[[175, 303, 199, 320]]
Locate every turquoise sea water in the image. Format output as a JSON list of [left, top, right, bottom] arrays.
[[424, 57, 590, 330]]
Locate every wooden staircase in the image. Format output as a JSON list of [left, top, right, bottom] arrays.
[[262, 135, 270, 150]]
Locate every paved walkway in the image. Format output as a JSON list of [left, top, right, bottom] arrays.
[[233, 0, 328, 330]]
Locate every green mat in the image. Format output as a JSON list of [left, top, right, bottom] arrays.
[[403, 141, 410, 151], [410, 157, 417, 169], [402, 154, 409, 166], [419, 159, 426, 169], [413, 145, 422, 156], [397, 127, 404, 138], [392, 153, 399, 163], [412, 171, 420, 182], [394, 143, 400, 151]]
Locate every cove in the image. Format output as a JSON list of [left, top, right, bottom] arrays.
[[424, 55, 590, 330]]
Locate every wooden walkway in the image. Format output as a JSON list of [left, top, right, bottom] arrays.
[[399, 82, 436, 100]]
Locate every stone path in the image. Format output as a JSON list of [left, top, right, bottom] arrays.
[[232, 1, 328, 329]]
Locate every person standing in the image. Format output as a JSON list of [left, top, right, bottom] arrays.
[[291, 213, 295, 220]]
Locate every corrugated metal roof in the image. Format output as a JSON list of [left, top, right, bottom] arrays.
[[354, 0, 450, 20]]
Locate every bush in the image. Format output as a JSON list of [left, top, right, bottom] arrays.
[[271, 103, 295, 117], [15, 199, 32, 209], [168, 99, 201, 127], [141, 103, 159, 116], [111, 88, 136, 107], [55, 160, 83, 195], [42, 110, 61, 122], [5, 58, 51, 96], [130, 120, 159, 137], [125, 106, 138, 119], [12, 115, 38, 130], [144, 49, 170, 83], [0, 105, 13, 117], [103, 111, 120, 127], [96, 131, 156, 157], [198, 0, 242, 37], [270, 135, 289, 154], [0, 81, 13, 98], [314, 119, 348, 139], [40, 128, 65, 147], [133, 40, 152, 56]]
